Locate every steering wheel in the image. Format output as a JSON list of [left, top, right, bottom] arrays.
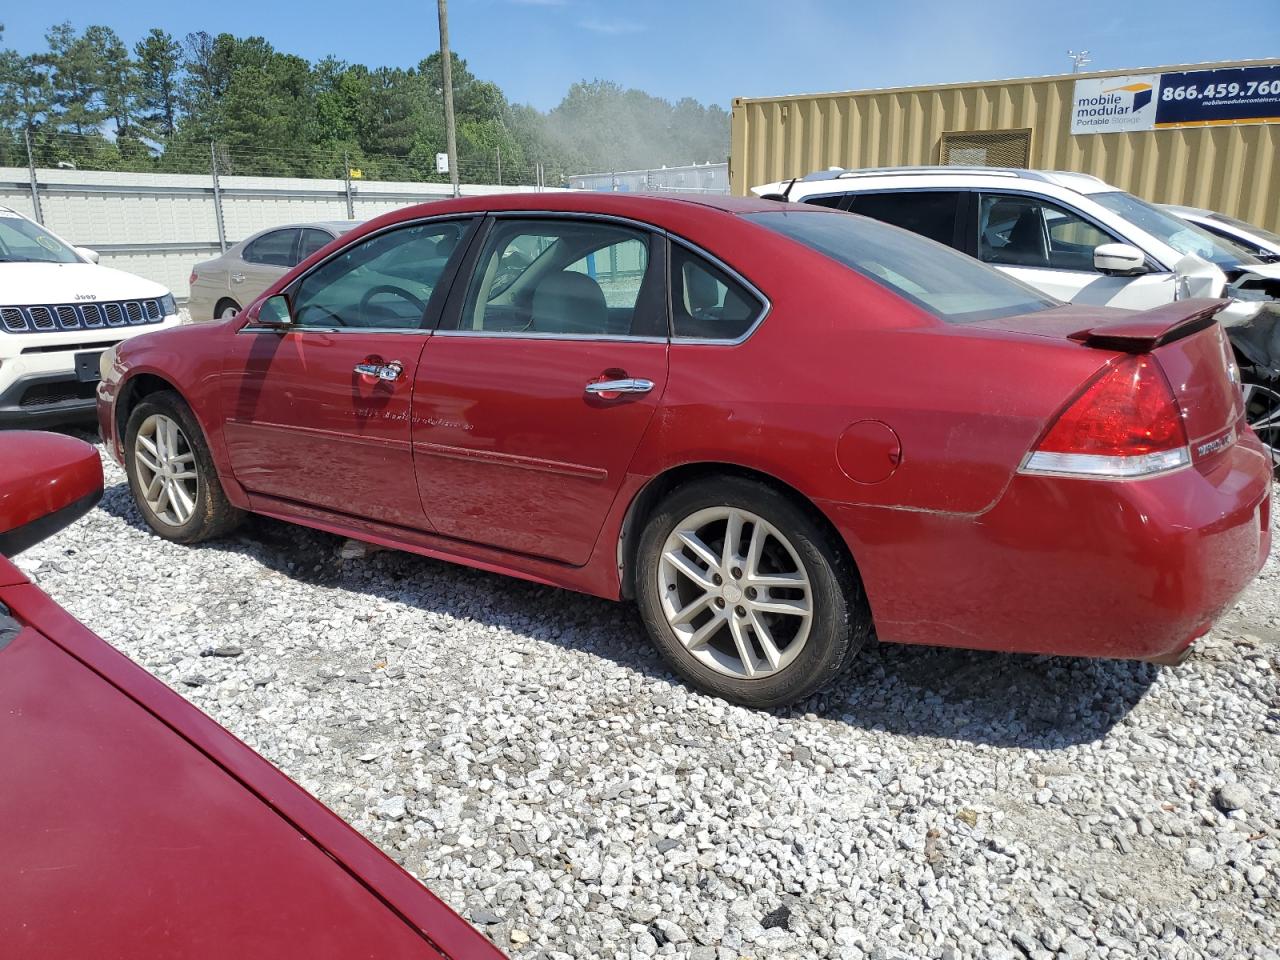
[[358, 285, 427, 323]]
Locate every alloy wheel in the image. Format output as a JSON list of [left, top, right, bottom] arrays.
[[134, 414, 200, 526], [1243, 381, 1280, 468], [657, 506, 813, 679]]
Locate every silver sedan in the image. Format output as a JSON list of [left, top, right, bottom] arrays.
[[188, 221, 361, 321]]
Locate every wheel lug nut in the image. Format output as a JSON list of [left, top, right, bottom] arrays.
[[746, 587, 757, 600], [731, 567, 742, 579], [715, 597, 726, 608], [713, 573, 723, 586], [735, 605, 746, 617]]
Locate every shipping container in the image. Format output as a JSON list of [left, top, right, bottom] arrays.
[[731, 59, 1280, 233]]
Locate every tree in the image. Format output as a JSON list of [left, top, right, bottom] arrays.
[[135, 28, 182, 138]]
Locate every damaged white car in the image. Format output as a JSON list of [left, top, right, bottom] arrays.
[[754, 167, 1280, 465]]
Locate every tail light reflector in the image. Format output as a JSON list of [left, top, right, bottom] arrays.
[[1021, 355, 1191, 478], [189, 270, 198, 285]]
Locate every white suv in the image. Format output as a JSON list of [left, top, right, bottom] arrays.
[[0, 206, 179, 428], [754, 167, 1280, 465]]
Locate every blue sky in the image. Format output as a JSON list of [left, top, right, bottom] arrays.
[[3, 0, 1277, 110]]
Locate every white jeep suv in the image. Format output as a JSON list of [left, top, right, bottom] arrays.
[[754, 167, 1280, 465], [0, 206, 179, 428]]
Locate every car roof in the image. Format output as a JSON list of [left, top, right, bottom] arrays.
[[354, 192, 790, 235], [1161, 203, 1215, 218], [791, 166, 1117, 195]]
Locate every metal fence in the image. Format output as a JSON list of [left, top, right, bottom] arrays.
[[0, 163, 562, 300], [567, 162, 728, 195]]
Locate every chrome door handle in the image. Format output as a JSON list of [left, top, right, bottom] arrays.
[[231, 273, 245, 284], [354, 360, 404, 381], [585, 378, 655, 396]]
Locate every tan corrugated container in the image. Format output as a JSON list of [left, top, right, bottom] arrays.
[[731, 60, 1280, 233]]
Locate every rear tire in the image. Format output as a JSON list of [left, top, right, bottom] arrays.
[[124, 390, 244, 543], [635, 476, 870, 708], [214, 298, 241, 321], [1241, 370, 1280, 473]]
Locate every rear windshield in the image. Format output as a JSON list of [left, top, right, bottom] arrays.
[[744, 209, 1057, 324]]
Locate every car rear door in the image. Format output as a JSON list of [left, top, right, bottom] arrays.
[[411, 215, 669, 565], [222, 218, 476, 529]]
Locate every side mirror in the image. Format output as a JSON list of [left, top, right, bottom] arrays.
[[0, 432, 104, 557], [1094, 243, 1147, 277], [75, 246, 101, 264], [253, 294, 294, 330]]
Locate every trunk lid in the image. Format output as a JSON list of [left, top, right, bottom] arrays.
[[980, 299, 1244, 465]]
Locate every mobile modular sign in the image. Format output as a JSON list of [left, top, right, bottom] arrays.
[[1072, 64, 1280, 134]]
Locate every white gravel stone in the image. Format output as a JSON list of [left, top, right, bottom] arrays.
[[22, 434, 1280, 960]]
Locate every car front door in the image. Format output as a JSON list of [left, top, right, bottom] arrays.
[[222, 218, 476, 529], [411, 216, 669, 565], [976, 192, 1174, 308]]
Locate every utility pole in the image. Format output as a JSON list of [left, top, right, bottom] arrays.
[[210, 142, 227, 253], [437, 0, 460, 198], [1068, 50, 1092, 73], [24, 129, 44, 224]]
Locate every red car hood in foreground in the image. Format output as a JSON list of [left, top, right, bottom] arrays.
[[0, 552, 503, 958]]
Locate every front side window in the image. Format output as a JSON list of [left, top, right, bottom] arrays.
[[0, 210, 79, 264], [457, 219, 660, 337], [290, 220, 470, 329], [243, 229, 298, 267], [849, 192, 963, 247], [745, 208, 1056, 324], [978, 194, 1116, 271], [670, 245, 763, 340]]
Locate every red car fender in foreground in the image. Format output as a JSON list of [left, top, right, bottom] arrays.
[[0, 432, 505, 960]]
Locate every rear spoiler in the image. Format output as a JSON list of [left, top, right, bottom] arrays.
[[1069, 298, 1227, 352]]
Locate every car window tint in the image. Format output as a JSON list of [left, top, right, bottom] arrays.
[[849, 192, 961, 246], [979, 194, 1115, 271], [243, 229, 298, 267], [297, 228, 333, 262], [291, 220, 469, 329], [670, 246, 763, 340], [745, 209, 1057, 324], [458, 219, 657, 337]]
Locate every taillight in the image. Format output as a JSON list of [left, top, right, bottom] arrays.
[[1020, 355, 1191, 478], [189, 270, 198, 284]]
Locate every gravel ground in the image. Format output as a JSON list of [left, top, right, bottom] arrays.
[[18, 434, 1280, 960]]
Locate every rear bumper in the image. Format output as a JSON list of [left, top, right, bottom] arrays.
[[828, 435, 1273, 662]]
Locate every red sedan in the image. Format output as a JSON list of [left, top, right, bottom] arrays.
[[97, 194, 1273, 708], [0, 431, 505, 958]]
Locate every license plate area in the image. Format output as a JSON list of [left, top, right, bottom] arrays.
[[74, 351, 102, 383]]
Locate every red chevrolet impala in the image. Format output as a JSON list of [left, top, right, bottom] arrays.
[[96, 194, 1272, 708], [0, 431, 505, 958]]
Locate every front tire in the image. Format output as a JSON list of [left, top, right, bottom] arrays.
[[635, 476, 869, 708], [124, 390, 244, 543]]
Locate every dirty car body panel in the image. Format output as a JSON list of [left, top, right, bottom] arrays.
[[98, 193, 1273, 668]]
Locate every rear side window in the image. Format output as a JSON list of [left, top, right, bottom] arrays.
[[243, 229, 298, 267], [670, 245, 764, 341], [745, 209, 1057, 324], [848, 191, 962, 247], [457, 219, 661, 337], [802, 195, 848, 210]]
